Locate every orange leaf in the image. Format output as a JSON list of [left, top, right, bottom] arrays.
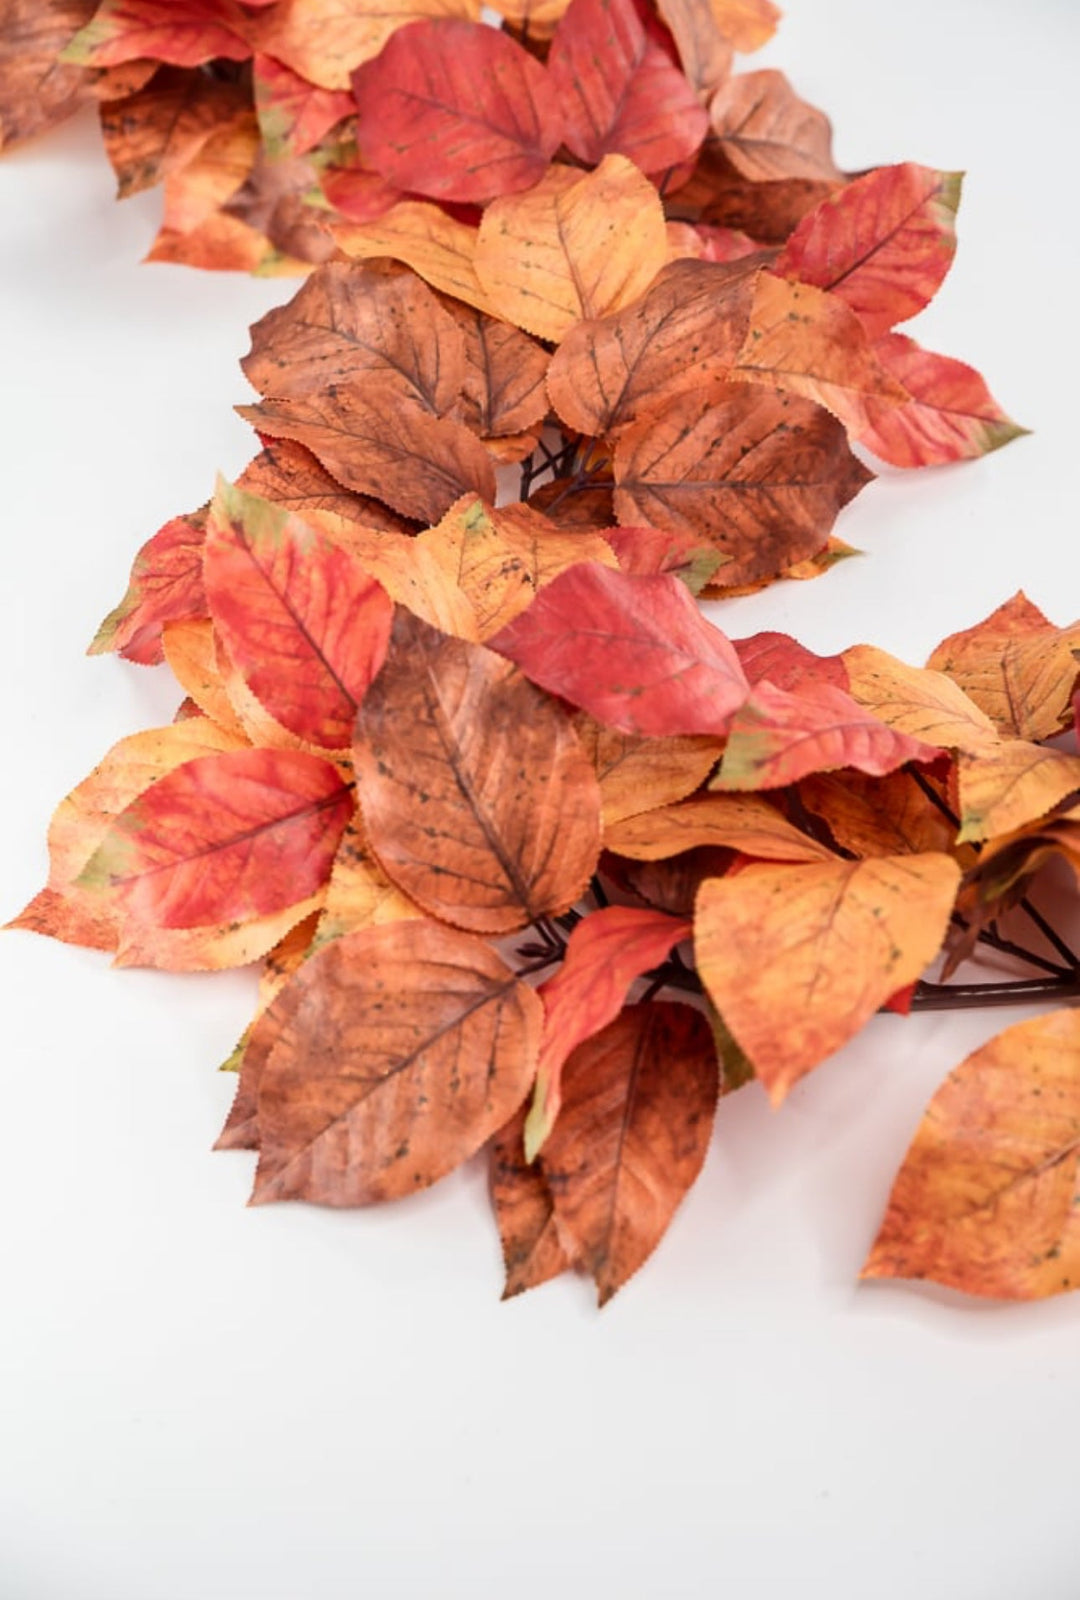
[[333, 199, 494, 315], [248, 0, 481, 91], [605, 794, 838, 863], [77, 748, 352, 929], [525, 906, 692, 1157], [546, 256, 760, 435], [613, 384, 872, 585], [490, 1107, 575, 1299], [956, 741, 1080, 843], [159, 111, 259, 234], [695, 853, 960, 1102], [927, 592, 1080, 743], [541, 1003, 719, 1303], [235, 438, 418, 534], [353, 611, 602, 933], [774, 164, 963, 340], [203, 480, 393, 748], [439, 303, 550, 441], [99, 64, 248, 197], [235, 389, 496, 523], [571, 715, 724, 826], [249, 920, 541, 1204], [654, 0, 732, 97], [317, 810, 422, 943], [709, 68, 840, 182], [63, 0, 252, 69], [798, 770, 959, 859], [473, 155, 669, 343], [733, 271, 910, 434], [863, 1009, 1080, 1299], [842, 643, 1001, 756]]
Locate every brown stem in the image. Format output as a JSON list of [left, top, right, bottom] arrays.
[[910, 974, 1080, 1011]]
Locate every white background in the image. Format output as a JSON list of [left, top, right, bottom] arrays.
[[2, 3, 1079, 1596]]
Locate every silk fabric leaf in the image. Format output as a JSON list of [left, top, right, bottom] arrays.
[[351, 18, 563, 202], [235, 438, 418, 534], [525, 906, 692, 1158], [490, 1107, 574, 1299], [956, 742, 1080, 843], [490, 563, 750, 737], [709, 68, 840, 182], [695, 853, 961, 1102], [332, 200, 493, 315], [927, 593, 1080, 743], [613, 385, 872, 585], [252, 53, 353, 158], [855, 333, 1027, 467], [798, 770, 958, 859], [77, 748, 352, 929], [62, 0, 252, 68], [249, 0, 483, 91], [541, 1003, 719, 1304], [439, 302, 550, 440], [99, 66, 248, 197], [353, 610, 602, 933], [89, 509, 207, 664], [250, 919, 542, 1204], [0, 0, 98, 152], [204, 480, 393, 748], [863, 1009, 1080, 1299], [842, 643, 1001, 755], [474, 155, 668, 343], [605, 794, 837, 863]]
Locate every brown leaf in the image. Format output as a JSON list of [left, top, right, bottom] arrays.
[[235, 438, 418, 535], [235, 389, 496, 523], [438, 301, 550, 440], [709, 68, 840, 182], [572, 714, 724, 826], [695, 853, 961, 1102], [250, 920, 541, 1204], [863, 1009, 1080, 1299], [613, 384, 872, 584], [605, 793, 837, 863], [99, 64, 247, 197], [798, 770, 959, 859], [541, 1003, 719, 1303], [353, 610, 602, 933], [490, 1106, 574, 1299], [546, 256, 761, 436], [0, 0, 96, 152], [473, 155, 669, 343]]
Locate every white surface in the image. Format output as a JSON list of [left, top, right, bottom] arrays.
[[1, 4, 1079, 1597]]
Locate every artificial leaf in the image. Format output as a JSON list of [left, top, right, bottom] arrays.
[[616, 846, 733, 918], [571, 715, 724, 825], [541, 1003, 719, 1303], [146, 209, 306, 275], [351, 18, 563, 203], [250, 919, 542, 1204], [236, 438, 418, 534], [203, 480, 393, 748], [490, 563, 750, 737], [490, 1107, 574, 1299], [709, 69, 841, 182], [159, 111, 259, 235], [333, 199, 493, 314], [317, 514, 478, 640], [249, 0, 482, 91], [242, 259, 468, 415], [161, 619, 246, 738], [951, 803, 1080, 958], [236, 389, 496, 522], [99, 65, 248, 198], [89, 508, 207, 664], [547, 0, 708, 176], [774, 164, 963, 340], [113, 894, 326, 972], [733, 631, 849, 693], [612, 384, 872, 584], [77, 748, 352, 929], [318, 154, 403, 224], [863, 1009, 1080, 1299], [673, 145, 837, 241], [695, 853, 961, 1102], [317, 811, 422, 943], [353, 610, 602, 933], [474, 155, 668, 343], [527, 477, 615, 529], [654, 0, 732, 98], [63, 0, 252, 68], [855, 333, 1027, 468], [440, 303, 550, 441], [842, 643, 1001, 756], [416, 497, 616, 639], [957, 741, 1080, 843], [252, 53, 353, 159], [0, 0, 96, 152], [525, 906, 692, 1158], [714, 680, 941, 790], [602, 524, 727, 594], [605, 793, 838, 863], [733, 272, 910, 434], [545, 255, 760, 435], [927, 592, 1080, 743], [798, 769, 958, 859]]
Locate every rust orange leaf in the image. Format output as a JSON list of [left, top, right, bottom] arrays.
[[605, 793, 838, 863], [709, 68, 841, 182], [490, 1107, 575, 1300], [927, 592, 1080, 743], [855, 333, 1027, 468]]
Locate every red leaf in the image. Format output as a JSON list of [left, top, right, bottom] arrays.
[[351, 19, 564, 203], [733, 631, 849, 693], [774, 164, 963, 340], [714, 680, 943, 789], [89, 509, 207, 664], [63, 0, 252, 68], [856, 333, 1028, 468], [525, 905, 691, 1158], [253, 53, 353, 158], [489, 563, 750, 737], [204, 480, 393, 748], [77, 749, 352, 929], [548, 0, 708, 176]]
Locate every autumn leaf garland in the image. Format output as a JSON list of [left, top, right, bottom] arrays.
[[6, 0, 1077, 1307]]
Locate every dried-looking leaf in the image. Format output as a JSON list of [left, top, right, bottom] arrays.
[[0, 0, 96, 152], [252, 53, 352, 158], [612, 385, 872, 585], [695, 853, 961, 1102], [571, 714, 724, 825], [798, 770, 959, 859], [774, 164, 963, 341], [89, 508, 207, 664], [863, 1009, 1080, 1299], [162, 619, 246, 738], [842, 643, 1001, 756], [440, 302, 550, 440], [203, 481, 393, 747], [490, 563, 750, 737], [542, 1003, 719, 1303], [490, 1106, 574, 1299], [236, 438, 417, 534], [352, 18, 563, 202], [605, 793, 837, 863], [474, 155, 669, 343], [317, 811, 422, 943], [525, 906, 691, 1158], [249, 0, 481, 91], [62, 0, 252, 69], [927, 593, 1080, 743], [100, 65, 248, 197], [77, 748, 352, 929], [353, 610, 602, 933], [957, 742, 1080, 843], [250, 920, 542, 1204], [333, 199, 493, 314], [709, 69, 840, 182], [856, 333, 1027, 468]]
